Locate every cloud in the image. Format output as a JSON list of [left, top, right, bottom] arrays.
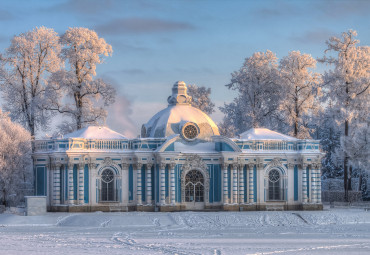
[[255, 1, 303, 18], [0, 9, 14, 21], [315, 0, 370, 19], [43, 0, 114, 15], [95, 18, 195, 35], [108, 40, 150, 52], [290, 28, 337, 45]]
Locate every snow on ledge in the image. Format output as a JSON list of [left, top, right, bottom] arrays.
[[63, 126, 127, 140], [239, 128, 298, 141]]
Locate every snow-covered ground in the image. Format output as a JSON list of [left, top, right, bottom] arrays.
[[0, 208, 370, 255]]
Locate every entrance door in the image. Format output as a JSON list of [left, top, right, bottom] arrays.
[[184, 170, 205, 210]]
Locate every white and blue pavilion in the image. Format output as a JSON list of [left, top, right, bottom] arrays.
[[32, 81, 323, 212]]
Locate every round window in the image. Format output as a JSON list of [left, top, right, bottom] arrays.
[[268, 169, 280, 183], [101, 169, 114, 183], [182, 123, 198, 140]]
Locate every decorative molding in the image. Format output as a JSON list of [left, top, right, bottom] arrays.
[[103, 157, 113, 167], [169, 162, 176, 169], [247, 163, 255, 169], [88, 163, 96, 170], [146, 163, 153, 170], [159, 162, 167, 169], [264, 157, 287, 176], [232, 163, 239, 170], [78, 163, 85, 170]]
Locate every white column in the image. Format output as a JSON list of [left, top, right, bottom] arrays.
[[170, 163, 176, 205], [68, 163, 74, 205], [136, 163, 143, 205], [287, 163, 294, 203], [160, 163, 166, 205], [121, 163, 129, 204], [302, 165, 308, 203], [78, 163, 84, 204], [53, 164, 61, 205], [249, 164, 255, 203], [311, 166, 320, 203], [317, 166, 322, 203], [232, 163, 238, 204], [146, 164, 152, 205], [239, 164, 244, 204], [223, 164, 229, 204]]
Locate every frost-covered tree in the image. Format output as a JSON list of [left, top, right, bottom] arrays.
[[218, 117, 237, 137], [278, 51, 322, 138], [317, 101, 343, 179], [187, 84, 215, 115], [49, 27, 115, 132], [0, 27, 62, 138], [320, 30, 370, 197], [0, 109, 32, 207], [221, 50, 281, 134]]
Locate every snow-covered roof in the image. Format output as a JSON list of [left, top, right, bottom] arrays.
[[239, 128, 297, 141], [63, 126, 127, 140], [142, 82, 220, 138]]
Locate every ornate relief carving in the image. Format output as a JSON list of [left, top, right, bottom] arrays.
[[264, 157, 287, 176], [88, 163, 96, 170], [247, 163, 255, 169], [159, 162, 167, 169], [169, 162, 176, 169], [269, 158, 282, 167], [103, 157, 113, 166], [146, 163, 153, 170], [78, 163, 85, 170], [180, 154, 210, 204]]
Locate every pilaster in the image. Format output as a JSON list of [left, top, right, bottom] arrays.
[[232, 163, 238, 204], [146, 163, 153, 205], [238, 164, 244, 204], [160, 163, 166, 205], [222, 163, 229, 204], [248, 163, 255, 203], [170, 163, 176, 205], [136, 163, 143, 205], [67, 163, 74, 205]]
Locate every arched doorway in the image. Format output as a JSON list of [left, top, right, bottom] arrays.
[[184, 169, 205, 210], [268, 169, 283, 201], [101, 169, 115, 201]]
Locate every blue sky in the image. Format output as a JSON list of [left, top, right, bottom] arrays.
[[0, 0, 369, 137]]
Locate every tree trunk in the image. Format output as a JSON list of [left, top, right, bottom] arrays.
[[344, 119, 349, 201], [2, 188, 6, 207], [344, 82, 352, 202]]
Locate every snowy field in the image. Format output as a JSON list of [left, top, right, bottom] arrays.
[[0, 208, 370, 255]]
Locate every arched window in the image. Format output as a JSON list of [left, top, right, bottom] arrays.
[[268, 169, 281, 200], [185, 170, 204, 202], [101, 169, 115, 201]]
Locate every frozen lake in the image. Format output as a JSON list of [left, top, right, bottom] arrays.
[[0, 208, 370, 254]]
